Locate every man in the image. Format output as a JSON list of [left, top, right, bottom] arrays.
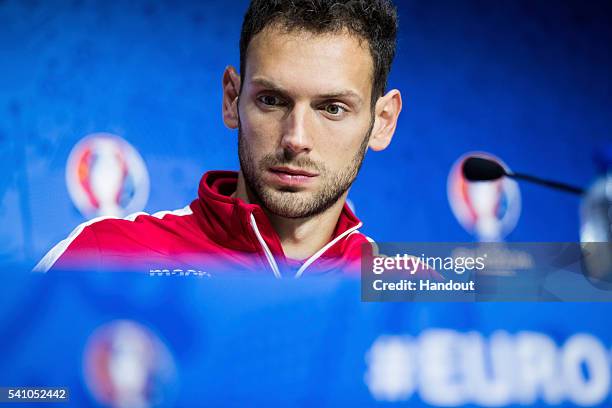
[[35, 0, 402, 277]]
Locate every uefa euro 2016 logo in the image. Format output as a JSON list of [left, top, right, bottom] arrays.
[[66, 133, 150, 219], [447, 152, 521, 242], [82, 320, 177, 408]]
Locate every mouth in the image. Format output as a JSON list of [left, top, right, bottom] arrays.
[[269, 167, 319, 177], [267, 166, 319, 187]]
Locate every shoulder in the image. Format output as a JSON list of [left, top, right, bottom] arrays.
[[86, 205, 198, 240], [33, 205, 196, 272]]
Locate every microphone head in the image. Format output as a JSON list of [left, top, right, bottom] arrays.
[[462, 156, 507, 181]]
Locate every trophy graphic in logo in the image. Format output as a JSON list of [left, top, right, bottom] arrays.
[[448, 152, 521, 242], [66, 133, 150, 218], [82, 320, 177, 408]]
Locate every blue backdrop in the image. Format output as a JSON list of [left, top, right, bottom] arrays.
[[1, 3, 611, 406], [1, 0, 611, 265]]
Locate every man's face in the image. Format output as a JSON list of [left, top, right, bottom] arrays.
[[237, 25, 376, 219]]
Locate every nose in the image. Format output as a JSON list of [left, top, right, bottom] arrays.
[[280, 105, 313, 155]]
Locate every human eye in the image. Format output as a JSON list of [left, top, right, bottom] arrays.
[[321, 102, 349, 118], [256, 94, 285, 107]]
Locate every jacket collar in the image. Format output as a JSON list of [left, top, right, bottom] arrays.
[[193, 170, 363, 268]]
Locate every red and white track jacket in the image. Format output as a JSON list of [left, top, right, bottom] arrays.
[[35, 171, 370, 277]]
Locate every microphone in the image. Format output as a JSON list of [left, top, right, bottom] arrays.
[[462, 156, 585, 195]]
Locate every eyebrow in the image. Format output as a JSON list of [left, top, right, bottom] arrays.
[[250, 77, 363, 105]]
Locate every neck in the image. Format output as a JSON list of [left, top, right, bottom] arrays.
[[233, 171, 347, 260]]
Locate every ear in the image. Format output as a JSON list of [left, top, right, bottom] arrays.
[[368, 89, 402, 151], [222, 65, 241, 129]]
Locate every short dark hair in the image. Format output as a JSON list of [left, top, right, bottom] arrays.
[[239, 0, 398, 106]]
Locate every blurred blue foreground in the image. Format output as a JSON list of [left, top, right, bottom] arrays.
[[0, 267, 611, 407]]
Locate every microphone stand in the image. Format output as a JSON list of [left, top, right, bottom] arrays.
[[508, 172, 585, 195]]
